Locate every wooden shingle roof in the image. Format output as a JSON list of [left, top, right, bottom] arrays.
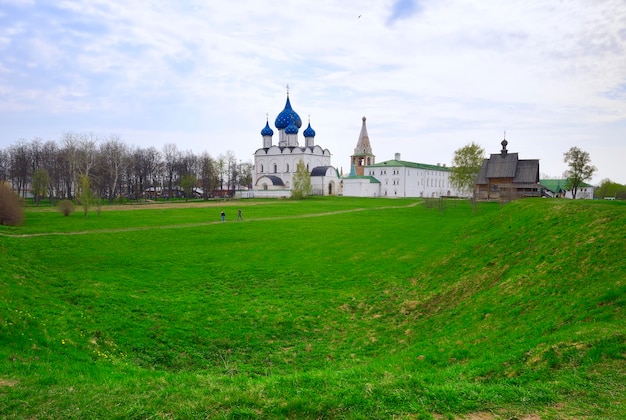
[[476, 141, 539, 185]]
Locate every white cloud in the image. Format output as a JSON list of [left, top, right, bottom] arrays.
[[0, 0, 625, 183]]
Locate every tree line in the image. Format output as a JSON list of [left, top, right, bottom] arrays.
[[0, 133, 253, 204]]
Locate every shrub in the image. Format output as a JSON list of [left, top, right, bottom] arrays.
[[58, 200, 75, 217], [0, 182, 24, 226]]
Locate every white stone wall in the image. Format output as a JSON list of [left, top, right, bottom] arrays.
[[341, 178, 381, 197], [361, 165, 465, 198], [563, 187, 594, 199], [310, 167, 340, 196]]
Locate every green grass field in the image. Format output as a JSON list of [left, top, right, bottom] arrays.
[[1, 197, 624, 419]]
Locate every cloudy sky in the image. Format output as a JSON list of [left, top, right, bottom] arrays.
[[1, 0, 625, 184]]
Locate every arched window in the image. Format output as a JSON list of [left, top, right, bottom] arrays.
[[286, 163, 290, 172], [260, 164, 264, 173], [273, 163, 277, 173]]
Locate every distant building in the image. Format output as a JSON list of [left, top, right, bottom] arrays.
[[253, 90, 339, 198], [474, 139, 540, 200], [540, 179, 594, 199], [341, 118, 464, 198]]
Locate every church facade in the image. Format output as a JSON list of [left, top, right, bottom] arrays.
[[253, 92, 340, 198]]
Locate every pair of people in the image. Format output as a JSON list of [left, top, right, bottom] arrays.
[[221, 209, 243, 221]]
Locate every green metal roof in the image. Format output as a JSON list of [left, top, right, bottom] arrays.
[[368, 159, 451, 171], [540, 179, 593, 192], [342, 175, 380, 183]]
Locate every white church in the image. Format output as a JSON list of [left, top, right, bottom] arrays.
[[251, 90, 464, 199], [253, 91, 340, 198]]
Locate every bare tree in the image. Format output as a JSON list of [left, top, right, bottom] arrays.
[[199, 152, 218, 199], [239, 161, 253, 189], [8, 141, 31, 198], [99, 135, 128, 203], [162, 143, 180, 199], [77, 133, 98, 177], [225, 151, 238, 195], [61, 133, 80, 198], [56, 146, 73, 199], [0, 148, 10, 182], [61, 132, 99, 198], [144, 147, 162, 198], [41, 141, 61, 201], [0, 150, 9, 183], [216, 154, 226, 191], [29, 138, 45, 177]]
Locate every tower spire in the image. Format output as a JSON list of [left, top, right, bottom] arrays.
[[350, 116, 375, 176]]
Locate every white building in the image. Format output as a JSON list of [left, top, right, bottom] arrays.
[[253, 91, 340, 198], [539, 179, 595, 199], [342, 117, 464, 198]]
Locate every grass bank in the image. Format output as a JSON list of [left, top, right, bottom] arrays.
[[1, 198, 624, 418]]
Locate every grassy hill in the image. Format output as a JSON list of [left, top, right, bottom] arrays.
[[1, 198, 624, 419]]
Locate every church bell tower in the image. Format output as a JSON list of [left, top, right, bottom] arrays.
[[350, 116, 375, 176]]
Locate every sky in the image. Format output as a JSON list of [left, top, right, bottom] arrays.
[[1, 0, 625, 184]]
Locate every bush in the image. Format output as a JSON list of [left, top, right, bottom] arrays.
[[0, 182, 24, 226], [57, 200, 75, 217]]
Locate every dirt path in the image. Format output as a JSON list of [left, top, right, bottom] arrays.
[[1, 201, 421, 238]]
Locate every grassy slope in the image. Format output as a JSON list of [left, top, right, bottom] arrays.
[[0, 198, 624, 419]]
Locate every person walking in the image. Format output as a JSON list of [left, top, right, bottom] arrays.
[[220, 210, 225, 222], [237, 209, 243, 221]]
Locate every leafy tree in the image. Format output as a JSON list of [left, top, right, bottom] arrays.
[[180, 173, 197, 202], [594, 179, 626, 200], [291, 159, 312, 199], [563, 147, 596, 199], [77, 174, 93, 217], [450, 142, 485, 197], [31, 167, 50, 206], [0, 181, 24, 226]]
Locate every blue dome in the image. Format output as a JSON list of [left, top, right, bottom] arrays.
[[275, 96, 302, 130], [285, 121, 299, 135], [303, 122, 316, 137], [261, 121, 274, 136]]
